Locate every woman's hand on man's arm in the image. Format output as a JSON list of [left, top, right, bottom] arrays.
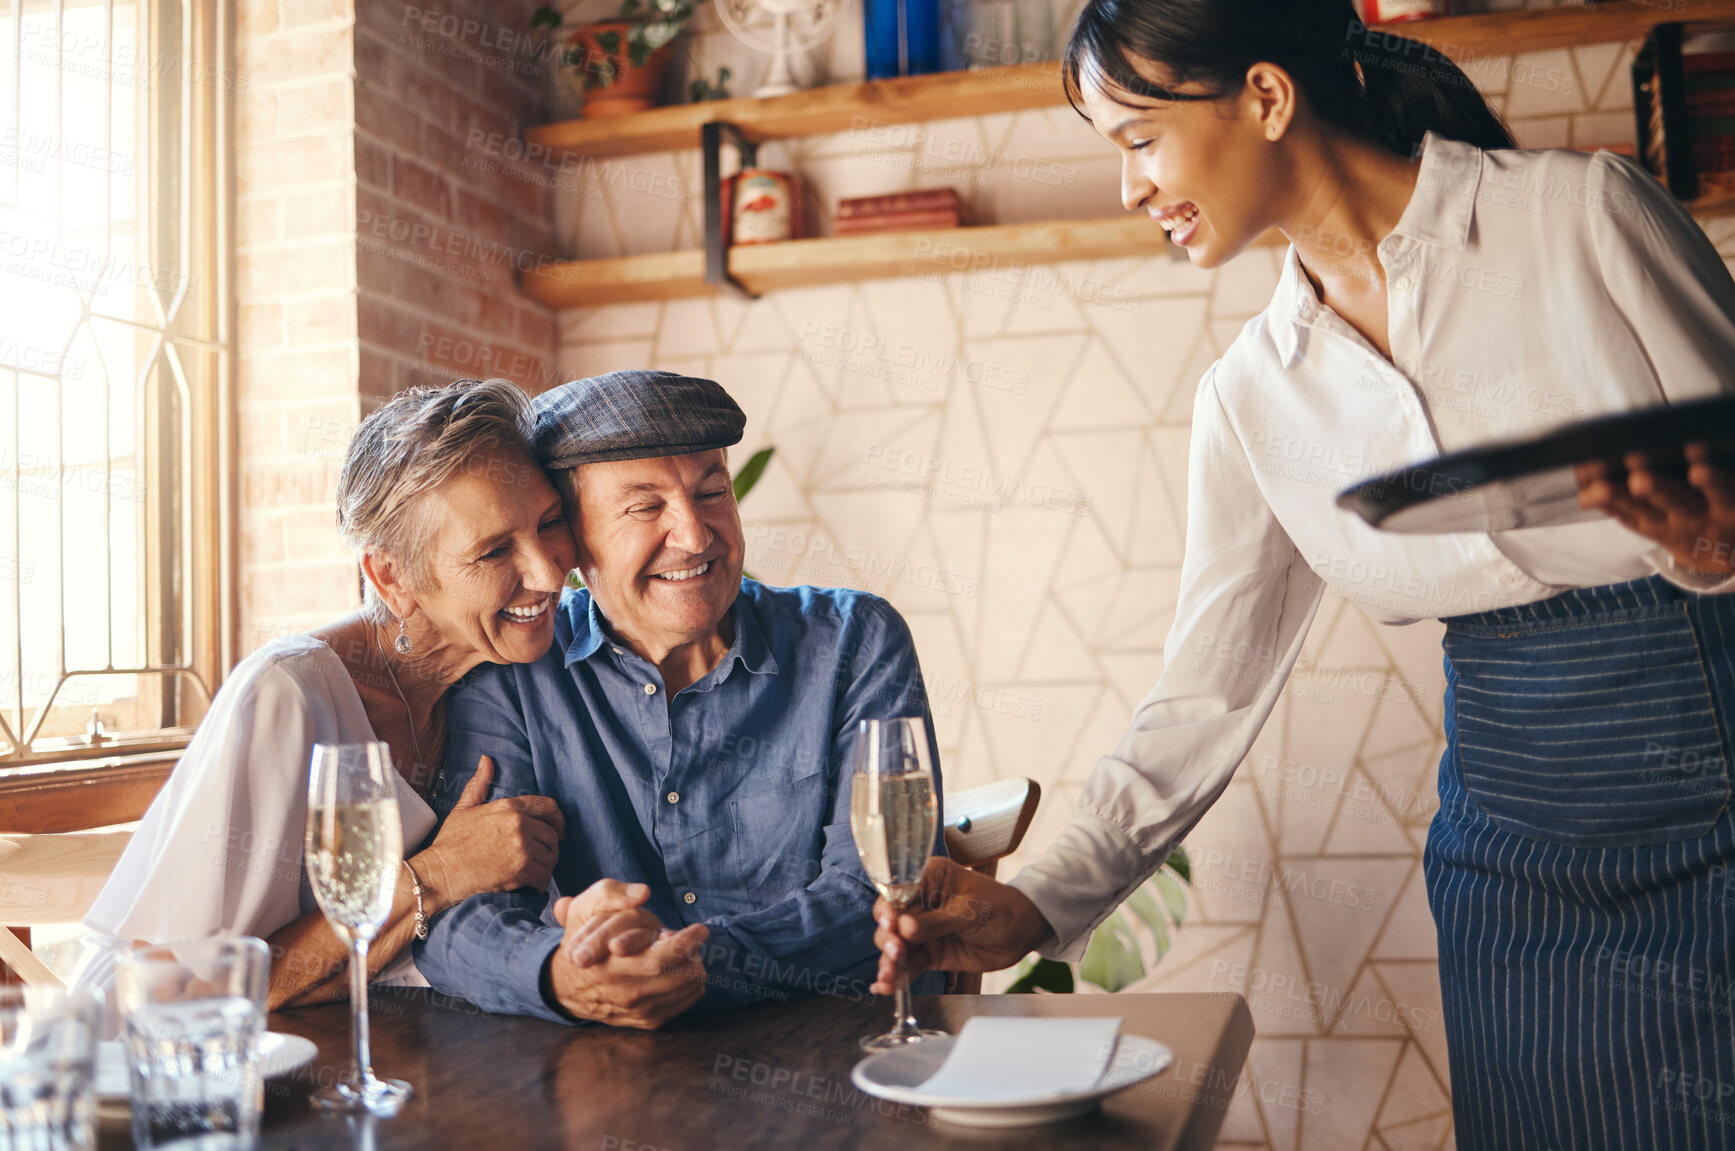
[[413, 755, 566, 910]]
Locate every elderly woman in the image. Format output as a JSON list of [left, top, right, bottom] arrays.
[[74, 378, 586, 1011]]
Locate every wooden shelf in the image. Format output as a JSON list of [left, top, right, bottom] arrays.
[[1398, 0, 1735, 59], [1687, 190, 1735, 217], [520, 216, 1173, 306], [523, 63, 1060, 160], [524, 0, 1735, 161], [518, 1, 1735, 305], [524, 187, 1735, 307]]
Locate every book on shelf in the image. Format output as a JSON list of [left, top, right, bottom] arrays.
[[1685, 89, 1735, 115], [836, 188, 963, 219], [1690, 133, 1735, 172], [833, 207, 965, 234], [1682, 51, 1735, 75]]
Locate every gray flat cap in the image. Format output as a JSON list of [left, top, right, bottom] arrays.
[[532, 370, 746, 469]]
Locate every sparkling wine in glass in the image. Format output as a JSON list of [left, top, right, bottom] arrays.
[[850, 716, 945, 1052], [305, 741, 412, 1117]]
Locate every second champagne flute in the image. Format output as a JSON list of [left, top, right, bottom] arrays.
[[305, 741, 413, 1117], [850, 716, 945, 1052]]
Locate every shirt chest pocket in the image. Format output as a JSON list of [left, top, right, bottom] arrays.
[[727, 766, 832, 895]]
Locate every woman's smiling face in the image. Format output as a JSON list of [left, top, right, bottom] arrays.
[[404, 451, 577, 668], [1078, 53, 1292, 270]]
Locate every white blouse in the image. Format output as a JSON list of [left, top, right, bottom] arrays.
[[1010, 133, 1735, 959], [72, 635, 437, 1007]]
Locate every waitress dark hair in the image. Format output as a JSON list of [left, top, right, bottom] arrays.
[[1063, 0, 1515, 156]]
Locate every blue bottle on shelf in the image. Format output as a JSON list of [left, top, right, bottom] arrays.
[[864, 0, 945, 79]]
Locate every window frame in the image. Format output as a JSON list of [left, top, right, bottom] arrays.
[[0, 0, 232, 805]]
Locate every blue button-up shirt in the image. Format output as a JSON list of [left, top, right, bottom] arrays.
[[413, 579, 946, 1022]]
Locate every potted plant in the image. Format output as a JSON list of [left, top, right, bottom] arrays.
[[532, 0, 698, 118], [1005, 844, 1192, 993]]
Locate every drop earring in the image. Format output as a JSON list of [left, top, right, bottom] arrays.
[[394, 617, 413, 655]]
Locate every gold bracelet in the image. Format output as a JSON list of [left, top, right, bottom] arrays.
[[402, 859, 430, 940]]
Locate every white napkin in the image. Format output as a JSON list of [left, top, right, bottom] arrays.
[[917, 1017, 1122, 1101]]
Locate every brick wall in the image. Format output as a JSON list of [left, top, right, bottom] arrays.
[[235, 0, 360, 654], [353, 0, 560, 404], [234, 0, 559, 656]]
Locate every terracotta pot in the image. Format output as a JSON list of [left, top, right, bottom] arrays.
[[566, 21, 675, 118]]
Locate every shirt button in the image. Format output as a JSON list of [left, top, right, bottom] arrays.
[[611, 646, 623, 655], [644, 683, 657, 695], [683, 892, 697, 905], [1392, 276, 1413, 291], [1501, 569, 1521, 585], [667, 791, 679, 804]]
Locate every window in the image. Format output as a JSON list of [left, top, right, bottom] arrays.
[[0, 0, 229, 767]]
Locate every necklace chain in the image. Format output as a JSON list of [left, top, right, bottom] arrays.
[[372, 621, 430, 792]]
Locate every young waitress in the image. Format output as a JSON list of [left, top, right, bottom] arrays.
[[873, 0, 1735, 1145]]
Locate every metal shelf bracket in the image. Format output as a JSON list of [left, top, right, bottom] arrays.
[[702, 120, 760, 300]]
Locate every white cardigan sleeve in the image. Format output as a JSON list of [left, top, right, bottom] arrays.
[[72, 649, 336, 998], [1008, 368, 1325, 960]]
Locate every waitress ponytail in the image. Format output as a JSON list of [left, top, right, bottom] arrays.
[[1063, 0, 1515, 155], [1349, 24, 1516, 153]]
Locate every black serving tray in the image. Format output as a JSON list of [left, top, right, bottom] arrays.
[[1336, 394, 1735, 534]]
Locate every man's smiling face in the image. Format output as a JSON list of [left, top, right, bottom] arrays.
[[569, 450, 745, 657]]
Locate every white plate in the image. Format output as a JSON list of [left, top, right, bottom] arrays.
[[96, 1032, 320, 1099], [851, 1032, 1174, 1128]]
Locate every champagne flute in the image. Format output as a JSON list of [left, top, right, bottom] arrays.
[[305, 741, 413, 1116], [850, 716, 946, 1052]]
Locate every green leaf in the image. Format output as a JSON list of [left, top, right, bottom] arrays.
[[1163, 844, 1191, 884], [529, 5, 563, 30], [593, 30, 622, 54], [1123, 887, 1166, 935], [565, 570, 584, 590], [1121, 890, 1170, 963], [1079, 917, 1144, 993], [732, 446, 775, 502], [1152, 869, 1188, 926], [619, 0, 643, 14], [1005, 956, 1074, 995]]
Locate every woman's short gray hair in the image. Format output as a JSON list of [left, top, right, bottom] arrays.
[[336, 378, 536, 617]]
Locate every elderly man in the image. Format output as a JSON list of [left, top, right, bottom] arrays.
[[413, 370, 945, 1027]]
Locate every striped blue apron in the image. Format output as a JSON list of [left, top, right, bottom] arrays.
[[1425, 575, 1735, 1151]]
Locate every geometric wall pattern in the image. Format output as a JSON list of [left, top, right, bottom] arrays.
[[555, 35, 1735, 1151]]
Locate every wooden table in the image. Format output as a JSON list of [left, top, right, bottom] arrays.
[[102, 990, 1253, 1150]]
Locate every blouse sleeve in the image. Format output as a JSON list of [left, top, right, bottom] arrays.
[[1008, 368, 1326, 960], [73, 655, 322, 998], [1589, 151, 1735, 593]]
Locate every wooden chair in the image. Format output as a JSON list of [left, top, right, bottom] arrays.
[[940, 777, 1040, 994], [0, 830, 133, 986]]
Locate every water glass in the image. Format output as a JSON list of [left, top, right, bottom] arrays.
[[116, 936, 270, 1150], [0, 986, 99, 1150]]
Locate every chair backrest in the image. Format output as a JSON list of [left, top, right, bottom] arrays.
[[943, 778, 1041, 873], [0, 830, 133, 986]]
